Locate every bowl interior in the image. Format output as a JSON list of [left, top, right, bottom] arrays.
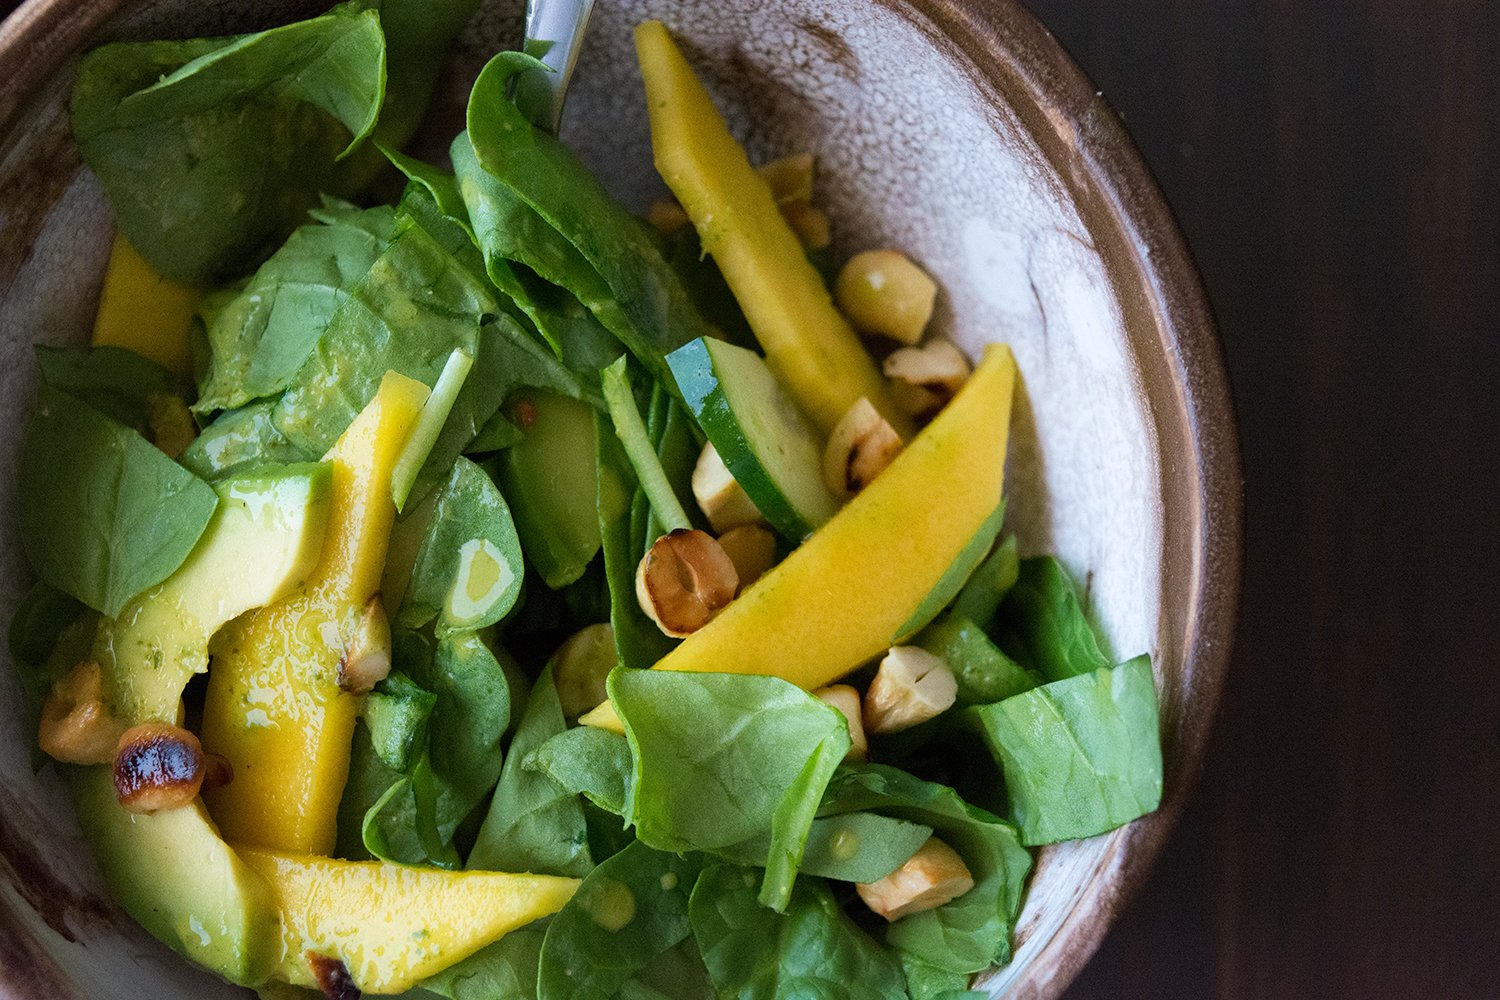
[[0, 1, 1233, 997]]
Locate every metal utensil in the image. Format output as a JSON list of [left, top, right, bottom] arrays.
[[516, 0, 596, 135]]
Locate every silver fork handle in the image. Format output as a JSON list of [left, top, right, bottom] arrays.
[[517, 0, 596, 135]]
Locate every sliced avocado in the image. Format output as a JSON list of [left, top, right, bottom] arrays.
[[492, 390, 601, 588], [667, 336, 836, 541], [71, 767, 278, 986], [97, 462, 333, 724]]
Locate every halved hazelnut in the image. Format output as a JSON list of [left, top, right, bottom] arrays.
[[338, 595, 391, 694], [113, 722, 205, 814], [635, 529, 739, 638], [814, 684, 868, 762], [863, 647, 958, 734], [883, 338, 972, 420], [717, 523, 778, 593], [38, 660, 124, 765], [692, 442, 764, 533], [833, 249, 938, 345], [856, 837, 975, 920], [823, 398, 903, 500], [647, 199, 691, 236], [306, 951, 360, 1000]]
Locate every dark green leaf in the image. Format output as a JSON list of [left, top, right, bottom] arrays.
[[899, 952, 980, 1000], [949, 534, 1019, 630], [995, 556, 1110, 682], [526, 726, 632, 816], [179, 400, 313, 479], [18, 385, 218, 617], [717, 812, 933, 885], [34, 345, 192, 429], [965, 655, 1163, 846], [400, 458, 524, 634], [364, 672, 438, 773], [689, 864, 907, 1000], [820, 764, 1033, 974], [915, 613, 1038, 706], [468, 666, 592, 877], [537, 841, 705, 1000]]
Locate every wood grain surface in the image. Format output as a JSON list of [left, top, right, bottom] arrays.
[[1019, 3, 1500, 997], [0, 0, 1494, 996]]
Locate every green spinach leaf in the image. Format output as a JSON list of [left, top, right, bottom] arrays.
[[526, 725, 633, 817], [34, 345, 192, 429], [995, 556, 1110, 682], [718, 812, 933, 886], [688, 864, 907, 1000], [949, 534, 1019, 631], [401, 922, 549, 1000], [899, 952, 980, 1000], [18, 385, 218, 617], [399, 458, 524, 635], [965, 655, 1162, 846], [915, 613, 1038, 706], [537, 841, 705, 1000], [179, 400, 313, 479]]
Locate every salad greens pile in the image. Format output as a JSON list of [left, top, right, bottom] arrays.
[[8, 3, 1165, 998]]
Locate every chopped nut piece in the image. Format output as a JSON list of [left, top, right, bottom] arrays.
[[38, 660, 124, 765], [856, 837, 975, 920], [834, 249, 938, 344], [864, 647, 958, 734], [756, 152, 815, 204], [555, 623, 619, 719], [717, 523, 778, 592], [782, 200, 831, 250], [814, 684, 868, 761], [692, 442, 764, 533], [822, 397, 903, 500], [338, 595, 392, 694], [647, 200, 691, 236], [883, 338, 973, 419], [306, 951, 361, 1000], [147, 392, 197, 459], [113, 722, 205, 813], [635, 529, 739, 638]]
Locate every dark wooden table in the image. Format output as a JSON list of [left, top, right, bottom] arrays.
[[1020, 3, 1500, 998]]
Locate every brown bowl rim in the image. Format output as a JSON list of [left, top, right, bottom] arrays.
[[0, 0, 1243, 997]]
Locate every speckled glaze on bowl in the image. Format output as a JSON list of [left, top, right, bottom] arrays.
[[0, 0, 1241, 997]]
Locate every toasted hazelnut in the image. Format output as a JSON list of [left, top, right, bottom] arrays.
[[635, 529, 739, 638], [782, 201, 831, 250], [757, 152, 815, 204], [201, 752, 234, 792], [647, 200, 691, 236], [823, 398, 903, 500], [883, 338, 972, 419], [692, 443, 764, 533], [306, 951, 360, 1000], [814, 684, 867, 762], [717, 523, 778, 593], [113, 723, 204, 813], [834, 249, 938, 344], [38, 660, 124, 765], [147, 392, 197, 459], [555, 623, 619, 720], [864, 647, 958, 734], [856, 837, 975, 921], [338, 595, 391, 694]]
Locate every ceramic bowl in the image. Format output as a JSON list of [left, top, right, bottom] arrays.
[[0, 0, 1241, 996]]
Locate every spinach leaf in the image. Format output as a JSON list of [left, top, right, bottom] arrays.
[[399, 458, 524, 635], [17, 385, 218, 617], [915, 613, 1038, 706], [526, 726, 633, 817], [899, 952, 980, 1000], [896, 501, 1007, 641], [688, 864, 907, 1000], [819, 764, 1033, 974], [717, 812, 933, 885], [995, 556, 1110, 682], [364, 0, 482, 153], [414, 632, 515, 828], [965, 655, 1162, 846], [364, 671, 438, 773], [179, 400, 313, 479], [537, 841, 705, 1000], [402, 922, 548, 1000], [34, 345, 192, 429], [194, 203, 397, 413], [469, 666, 592, 877], [949, 534, 1019, 631], [608, 667, 849, 909], [70, 3, 387, 285], [465, 54, 714, 391]]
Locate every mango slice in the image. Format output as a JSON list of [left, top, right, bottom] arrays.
[[635, 21, 911, 439], [647, 344, 1015, 690], [202, 373, 430, 855], [91, 233, 203, 376], [237, 847, 578, 994]]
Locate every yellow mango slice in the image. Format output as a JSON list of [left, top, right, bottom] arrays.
[[202, 373, 430, 855], [237, 847, 578, 994], [649, 344, 1014, 690], [635, 21, 911, 439], [91, 233, 203, 376]]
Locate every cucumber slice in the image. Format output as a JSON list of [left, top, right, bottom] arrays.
[[668, 337, 837, 541]]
